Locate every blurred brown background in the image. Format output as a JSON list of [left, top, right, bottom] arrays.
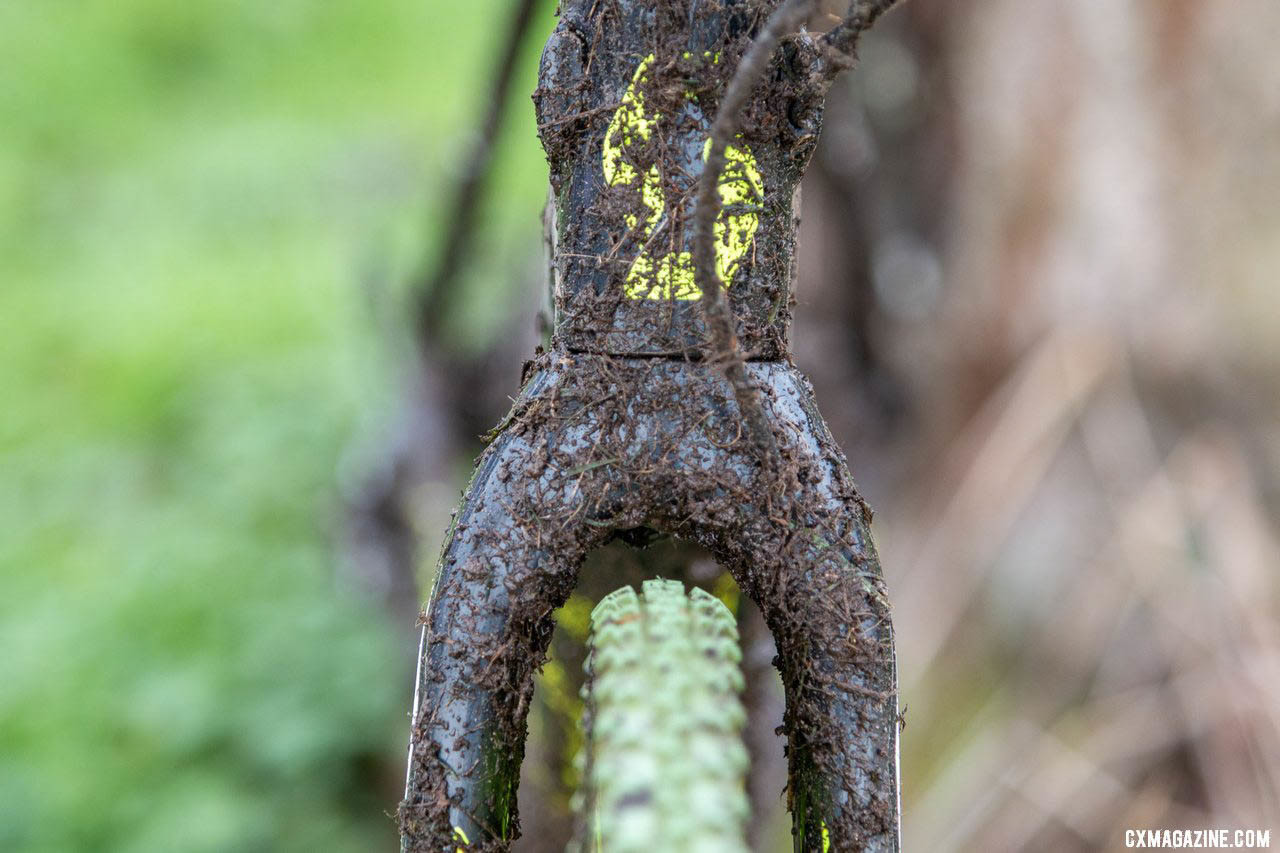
[[798, 1, 1280, 848]]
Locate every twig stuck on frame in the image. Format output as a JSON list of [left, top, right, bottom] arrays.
[[693, 0, 901, 470], [693, 0, 816, 471], [817, 0, 902, 81]]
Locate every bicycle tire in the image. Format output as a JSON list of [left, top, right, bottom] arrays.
[[575, 579, 749, 852]]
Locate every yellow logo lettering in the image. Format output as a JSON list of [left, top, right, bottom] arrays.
[[601, 54, 763, 301]]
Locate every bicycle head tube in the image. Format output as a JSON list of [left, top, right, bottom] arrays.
[[534, 0, 826, 359]]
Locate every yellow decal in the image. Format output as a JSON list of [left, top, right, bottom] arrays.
[[601, 53, 763, 301], [452, 825, 470, 852], [822, 820, 831, 852]]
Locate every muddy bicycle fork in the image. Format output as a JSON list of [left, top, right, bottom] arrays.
[[400, 2, 900, 849]]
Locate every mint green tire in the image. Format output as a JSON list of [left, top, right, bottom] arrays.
[[575, 579, 749, 853]]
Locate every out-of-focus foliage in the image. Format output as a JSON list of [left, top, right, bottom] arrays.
[[0, 1, 551, 850]]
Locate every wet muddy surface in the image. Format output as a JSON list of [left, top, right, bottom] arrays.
[[401, 1, 899, 850]]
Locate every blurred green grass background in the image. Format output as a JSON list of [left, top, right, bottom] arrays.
[[0, 2, 552, 849]]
